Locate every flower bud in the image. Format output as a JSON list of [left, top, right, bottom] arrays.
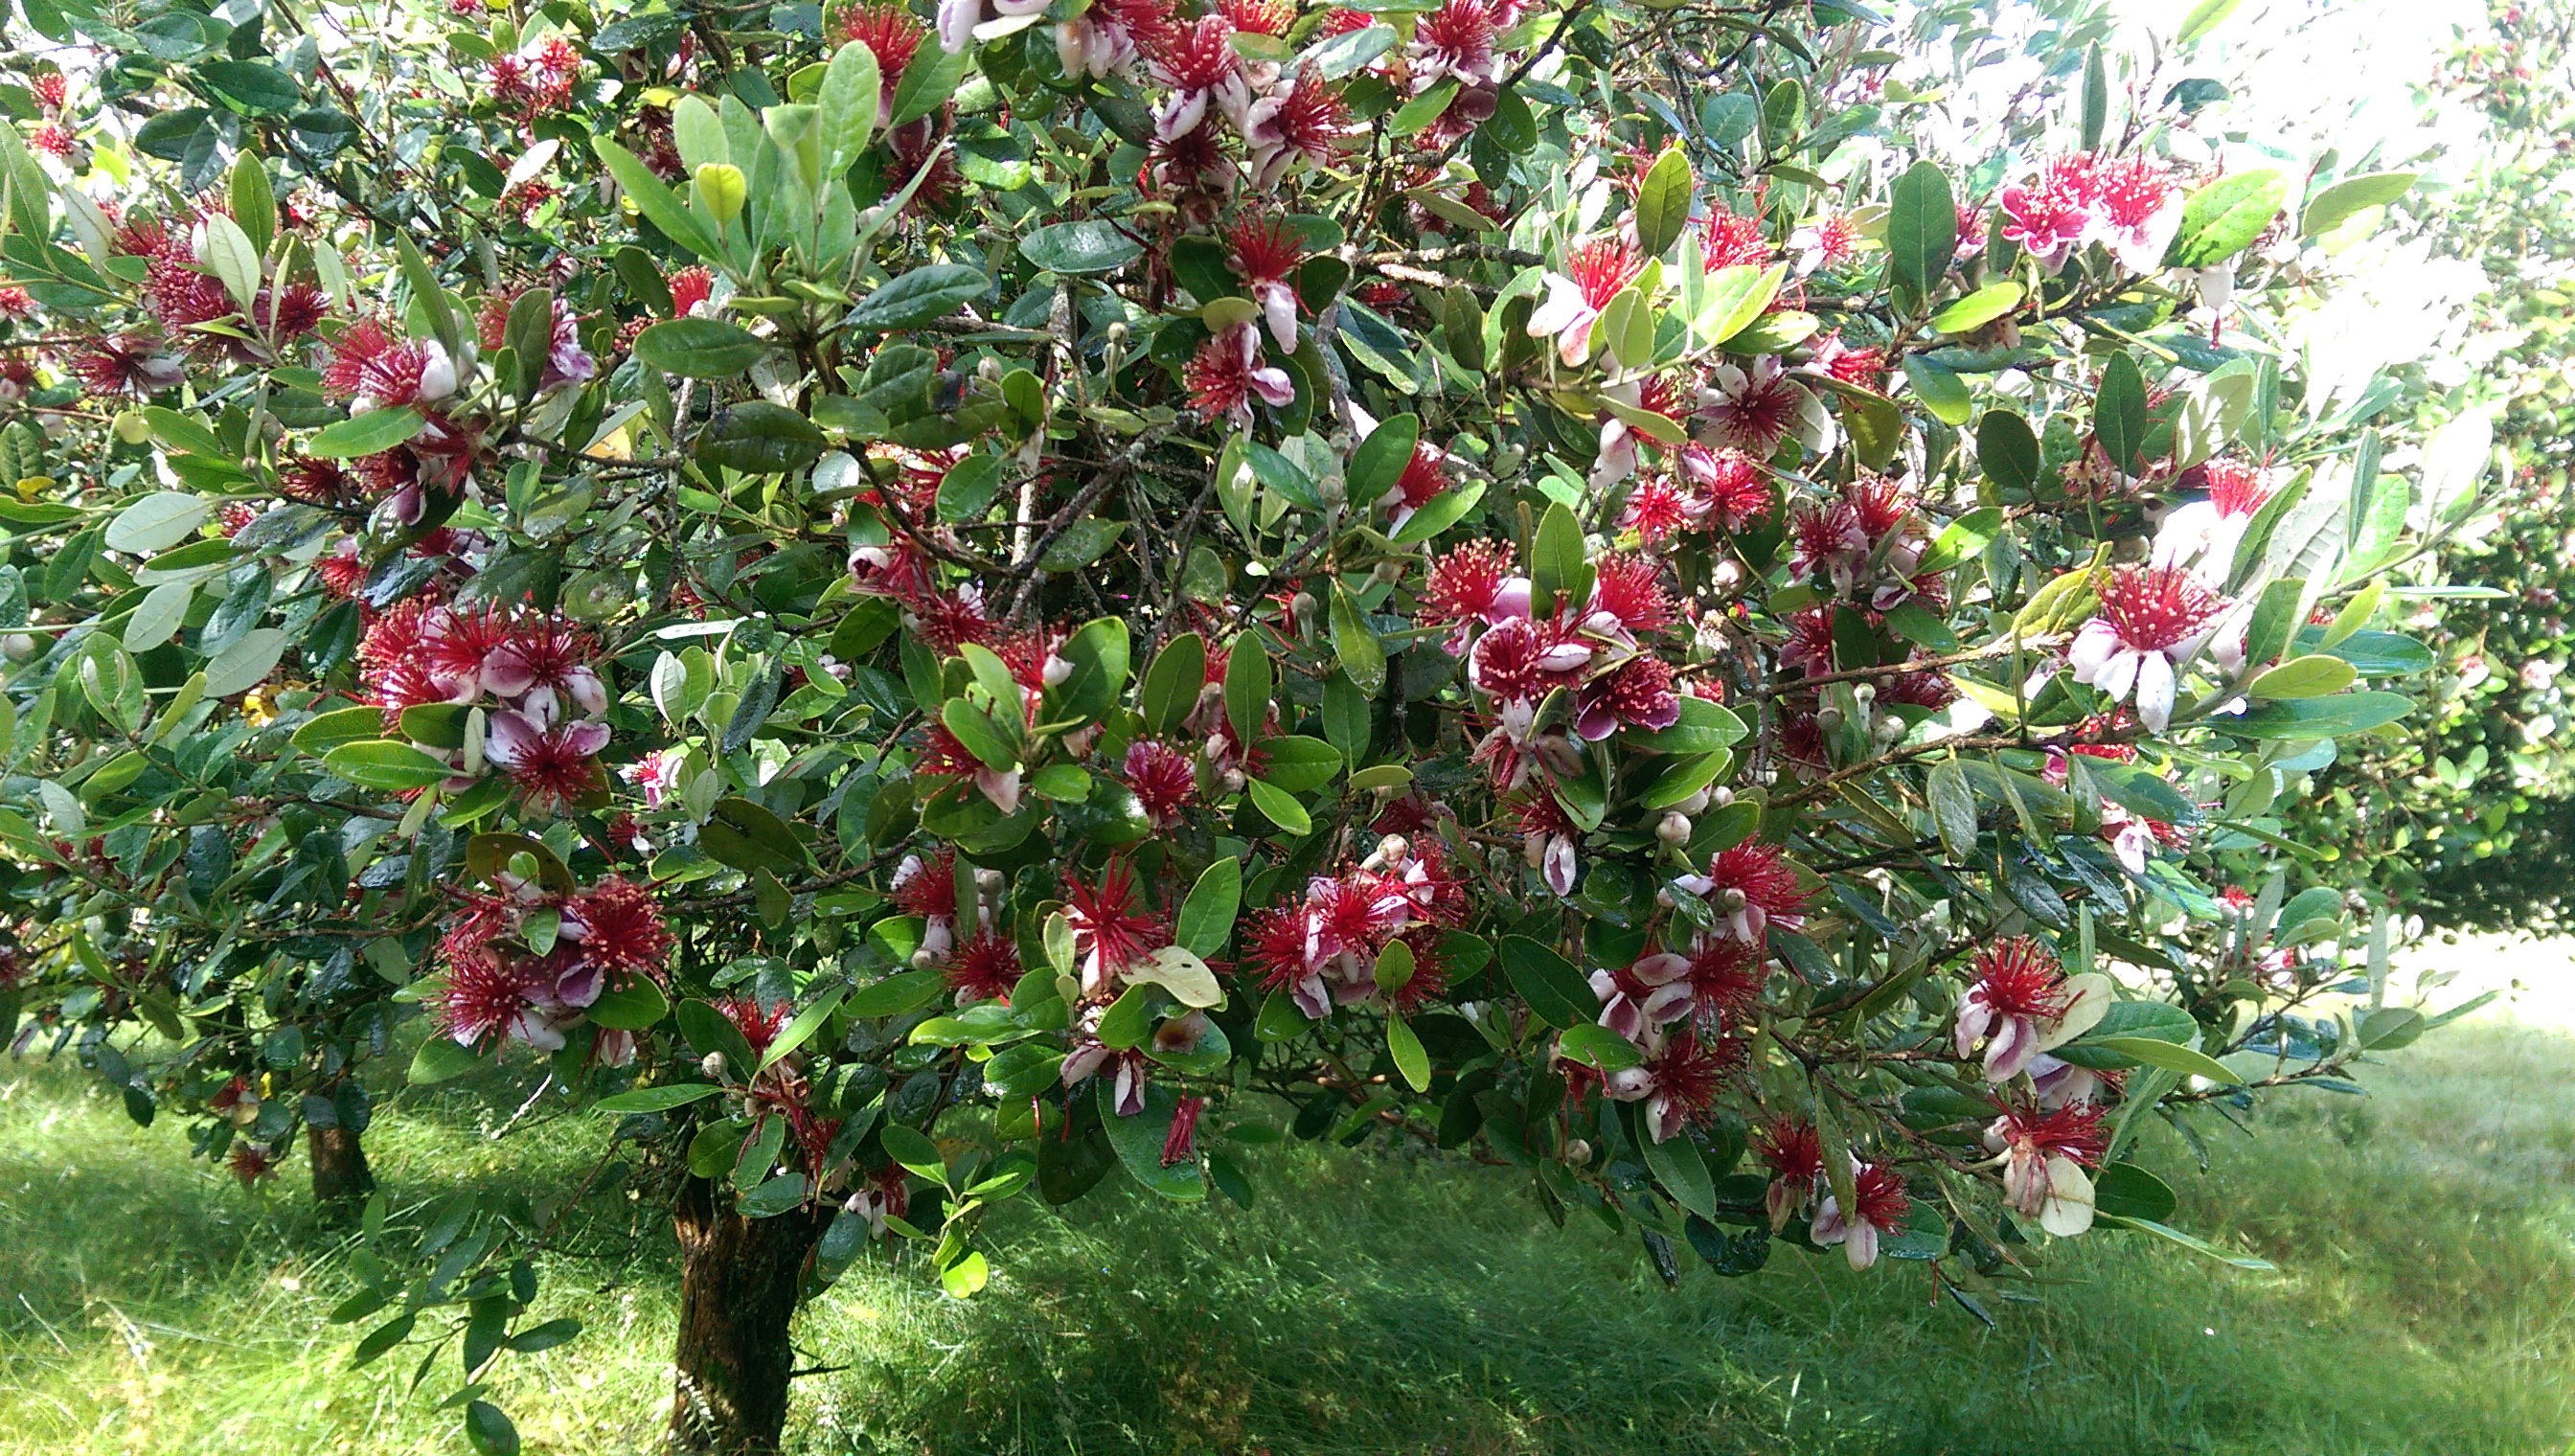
[[112, 409, 152, 445], [1562, 1137, 1593, 1165], [1814, 705, 1844, 734], [1656, 811, 1692, 846], [1677, 787, 1714, 817], [1290, 591, 1319, 635], [695, 163, 747, 227], [911, 947, 940, 969], [701, 1052, 728, 1081], [1373, 558, 1403, 584]]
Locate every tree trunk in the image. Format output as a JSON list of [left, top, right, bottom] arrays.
[[307, 1121, 375, 1202], [669, 1175, 829, 1456]]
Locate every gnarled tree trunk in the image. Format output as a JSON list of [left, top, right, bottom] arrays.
[[669, 1174, 830, 1456], [306, 1121, 374, 1202]]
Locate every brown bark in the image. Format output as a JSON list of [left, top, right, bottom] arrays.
[[668, 1175, 830, 1456], [306, 1121, 374, 1202]]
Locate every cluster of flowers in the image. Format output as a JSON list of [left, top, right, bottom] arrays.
[[487, 36, 587, 118], [1998, 150, 2184, 275], [358, 601, 616, 813], [2065, 457, 2279, 733], [435, 874, 673, 1062], [1240, 834, 1468, 1019]]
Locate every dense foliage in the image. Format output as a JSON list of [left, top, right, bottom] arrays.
[[0, 0, 2481, 1448], [2281, 1, 2575, 938]]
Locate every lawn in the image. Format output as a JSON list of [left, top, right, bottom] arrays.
[[5, 952, 2573, 1456]]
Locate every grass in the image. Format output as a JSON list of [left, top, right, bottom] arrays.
[[5, 991, 2574, 1455]]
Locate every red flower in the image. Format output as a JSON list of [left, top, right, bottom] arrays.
[[1622, 476, 1692, 544], [30, 73, 66, 110], [1265, 69, 1352, 169], [0, 284, 34, 318], [68, 331, 184, 398], [1419, 538, 1516, 626], [1227, 214, 1306, 284], [1586, 554, 1675, 635], [1701, 208, 1772, 270], [669, 265, 717, 318], [718, 994, 794, 1057], [1064, 857, 1168, 994], [1393, 444, 1448, 512], [2094, 564, 2224, 654], [1690, 444, 1770, 532], [1122, 739, 1198, 828], [1149, 16, 1241, 95], [946, 929, 1024, 1003], [1684, 937, 1766, 1019], [1562, 236, 1643, 310], [1968, 936, 2067, 1019], [28, 122, 74, 158], [832, 2, 926, 84], [891, 847, 960, 919], [1242, 904, 1314, 992], [568, 876, 672, 982], [1217, 0, 1293, 34], [1695, 843, 1816, 943]]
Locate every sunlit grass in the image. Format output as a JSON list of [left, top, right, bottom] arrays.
[[5, 1007, 2572, 1455]]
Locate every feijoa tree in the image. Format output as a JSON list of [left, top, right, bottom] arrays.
[[0, 0, 2477, 1448]]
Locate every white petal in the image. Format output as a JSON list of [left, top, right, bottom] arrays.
[[2135, 650, 2176, 732]]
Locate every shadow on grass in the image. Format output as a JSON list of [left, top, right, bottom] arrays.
[[6, 1020, 2575, 1456]]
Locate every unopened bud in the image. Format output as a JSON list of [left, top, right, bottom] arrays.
[[701, 1052, 728, 1081], [910, 947, 940, 969], [1708, 786, 1733, 808], [2, 633, 34, 661], [1814, 705, 1844, 734], [975, 868, 1005, 896], [112, 409, 151, 445], [1563, 1137, 1593, 1165], [1657, 811, 1693, 846], [1677, 787, 1714, 817], [1290, 592, 1320, 634], [695, 163, 747, 226], [1373, 558, 1403, 584]]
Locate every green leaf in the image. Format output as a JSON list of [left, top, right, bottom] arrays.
[[846, 969, 946, 1019], [1645, 1127, 1720, 1220], [632, 318, 767, 378], [1347, 412, 1420, 508], [1390, 480, 1485, 544], [1696, 262, 1788, 346], [818, 38, 882, 173], [878, 1123, 947, 1183], [464, 1400, 519, 1456], [1917, 506, 2004, 575], [308, 407, 427, 460], [323, 740, 457, 791], [1387, 1016, 1430, 1093], [1038, 519, 1126, 570], [593, 136, 720, 260], [104, 492, 213, 554], [1329, 582, 1386, 696], [697, 401, 827, 475], [1529, 501, 1586, 618], [1633, 147, 1694, 259], [2219, 691, 2411, 739], [1224, 635, 1271, 745], [847, 265, 989, 330], [594, 1083, 722, 1115], [1176, 858, 1242, 957], [1499, 935, 1593, 1030], [2079, 43, 2108, 151], [2168, 170, 2286, 269], [2089, 1035, 2242, 1084], [1887, 160, 1957, 300], [1631, 695, 1748, 753], [2176, 0, 2241, 44], [2099, 1214, 2274, 1270], [1245, 778, 1311, 835], [1389, 79, 1459, 137], [1098, 1081, 1205, 1200], [887, 39, 972, 128], [936, 452, 1003, 522], [587, 978, 671, 1031], [2096, 353, 2149, 474], [1140, 631, 1205, 736], [1558, 1023, 1641, 1071], [1901, 353, 1971, 427], [1977, 409, 2041, 493], [699, 797, 811, 877], [2299, 171, 2413, 239], [2247, 655, 2358, 700], [1040, 616, 1129, 730], [409, 1037, 482, 1084], [1019, 219, 1144, 275], [1927, 281, 2022, 334], [1253, 735, 1342, 792], [196, 59, 301, 114], [291, 705, 392, 755], [2093, 1161, 2179, 1221], [759, 984, 849, 1071]]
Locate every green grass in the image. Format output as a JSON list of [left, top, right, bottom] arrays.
[[5, 1012, 2573, 1456]]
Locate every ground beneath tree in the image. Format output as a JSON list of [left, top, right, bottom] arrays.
[[2, 935, 2569, 1456]]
